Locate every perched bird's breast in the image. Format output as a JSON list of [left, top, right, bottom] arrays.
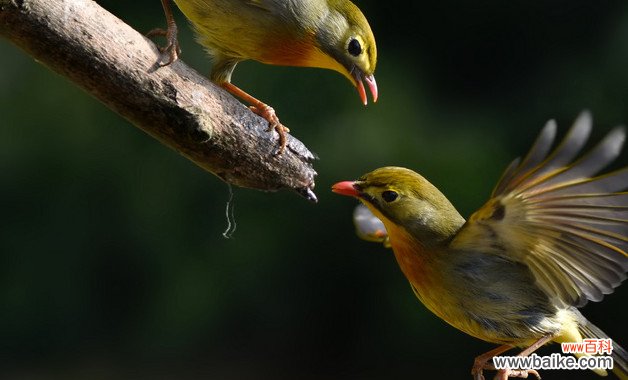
[[173, 0, 336, 67]]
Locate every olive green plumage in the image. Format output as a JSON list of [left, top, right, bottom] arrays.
[[333, 112, 628, 379], [173, 0, 377, 101]]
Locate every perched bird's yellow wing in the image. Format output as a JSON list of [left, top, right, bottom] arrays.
[[242, 0, 282, 13], [452, 112, 628, 308]]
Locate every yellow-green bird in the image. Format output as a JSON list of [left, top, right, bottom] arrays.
[[333, 112, 628, 380], [151, 0, 378, 152]]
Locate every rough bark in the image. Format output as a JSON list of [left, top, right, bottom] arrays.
[[0, 0, 318, 202]]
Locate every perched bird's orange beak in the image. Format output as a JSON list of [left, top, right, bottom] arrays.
[[352, 71, 378, 105], [332, 181, 360, 197]]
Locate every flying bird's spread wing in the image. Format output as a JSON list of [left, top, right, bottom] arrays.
[[452, 112, 628, 308], [352, 204, 391, 248]]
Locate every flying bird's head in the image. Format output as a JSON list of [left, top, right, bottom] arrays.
[[333, 167, 464, 245]]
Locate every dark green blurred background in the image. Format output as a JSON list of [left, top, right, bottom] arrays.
[[2, 1, 628, 379]]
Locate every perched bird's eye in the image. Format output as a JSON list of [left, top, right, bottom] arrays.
[[348, 38, 362, 56], [381, 190, 398, 202]]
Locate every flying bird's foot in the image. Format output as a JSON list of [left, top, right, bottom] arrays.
[[471, 364, 490, 380], [471, 345, 514, 380], [147, 25, 181, 66], [494, 368, 541, 380], [249, 103, 290, 155], [472, 361, 497, 380], [491, 335, 551, 379]]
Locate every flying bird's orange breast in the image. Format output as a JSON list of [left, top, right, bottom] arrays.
[[387, 225, 434, 289], [387, 224, 483, 338]]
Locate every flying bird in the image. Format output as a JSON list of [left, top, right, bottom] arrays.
[[333, 112, 628, 379]]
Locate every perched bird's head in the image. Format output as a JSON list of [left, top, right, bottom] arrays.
[[314, 0, 377, 105], [333, 167, 465, 245]]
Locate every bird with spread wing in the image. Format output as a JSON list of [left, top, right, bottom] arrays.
[[333, 112, 628, 380]]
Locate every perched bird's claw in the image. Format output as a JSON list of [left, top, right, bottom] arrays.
[[249, 104, 290, 155], [147, 26, 181, 66], [271, 123, 289, 155], [220, 82, 291, 155], [149, 0, 181, 67]]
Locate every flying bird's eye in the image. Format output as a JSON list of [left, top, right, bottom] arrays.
[[381, 190, 398, 203], [348, 38, 362, 56]]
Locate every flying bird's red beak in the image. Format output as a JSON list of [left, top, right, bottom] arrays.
[[332, 181, 360, 197]]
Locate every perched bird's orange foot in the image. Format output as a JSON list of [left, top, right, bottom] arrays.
[[147, 27, 181, 66], [148, 0, 181, 66], [249, 103, 290, 154], [494, 368, 540, 380], [220, 82, 290, 154]]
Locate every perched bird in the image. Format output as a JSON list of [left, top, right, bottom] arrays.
[[151, 0, 378, 152], [332, 112, 628, 380]]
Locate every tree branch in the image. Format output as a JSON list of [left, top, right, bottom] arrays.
[[0, 0, 318, 202]]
